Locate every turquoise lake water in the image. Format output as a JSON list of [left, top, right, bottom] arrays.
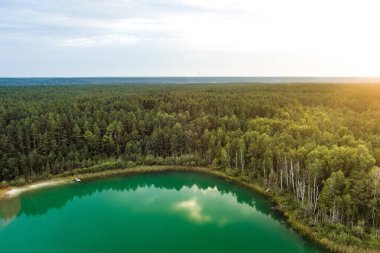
[[0, 172, 327, 253]]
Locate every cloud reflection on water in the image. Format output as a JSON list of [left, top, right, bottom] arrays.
[[175, 197, 211, 223]]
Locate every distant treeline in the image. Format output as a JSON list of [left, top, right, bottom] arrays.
[[0, 83, 380, 249]]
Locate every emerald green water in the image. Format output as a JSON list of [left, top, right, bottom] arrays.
[[0, 172, 327, 253]]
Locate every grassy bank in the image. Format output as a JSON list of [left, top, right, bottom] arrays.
[[0, 165, 379, 253]]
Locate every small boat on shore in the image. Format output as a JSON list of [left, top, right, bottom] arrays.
[[74, 177, 81, 183]]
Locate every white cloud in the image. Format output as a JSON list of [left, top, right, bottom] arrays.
[[1, 0, 380, 76], [61, 35, 138, 47]]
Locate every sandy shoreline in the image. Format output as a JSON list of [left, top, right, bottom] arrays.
[[0, 166, 188, 201], [0, 166, 216, 201], [0, 187, 10, 199], [0, 179, 68, 200]]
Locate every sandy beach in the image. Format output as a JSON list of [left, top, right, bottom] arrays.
[[0, 179, 67, 200], [0, 187, 10, 200]]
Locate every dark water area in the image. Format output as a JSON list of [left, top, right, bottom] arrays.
[[0, 172, 328, 253], [0, 77, 379, 86]]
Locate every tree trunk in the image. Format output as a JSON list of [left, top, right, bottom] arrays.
[[240, 149, 244, 171], [372, 206, 376, 228], [285, 157, 289, 189], [291, 159, 295, 193], [313, 175, 319, 214], [263, 159, 266, 181], [235, 151, 238, 170]]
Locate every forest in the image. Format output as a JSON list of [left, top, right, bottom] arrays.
[[0, 83, 380, 250]]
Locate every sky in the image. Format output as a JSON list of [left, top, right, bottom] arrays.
[[1, 0, 380, 77]]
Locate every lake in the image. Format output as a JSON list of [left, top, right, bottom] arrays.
[[0, 172, 327, 253]]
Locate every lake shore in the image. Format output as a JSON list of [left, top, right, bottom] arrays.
[[0, 166, 262, 200], [0, 187, 10, 200], [0, 166, 200, 200], [0, 165, 378, 253], [1, 180, 69, 199]]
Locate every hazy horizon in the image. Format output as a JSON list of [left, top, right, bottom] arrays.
[[1, 76, 380, 78], [2, 76, 380, 86]]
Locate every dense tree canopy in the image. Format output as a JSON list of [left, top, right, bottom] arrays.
[[1, 83, 380, 248]]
